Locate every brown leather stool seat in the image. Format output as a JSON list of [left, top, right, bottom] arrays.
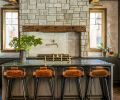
[[4, 67, 27, 100], [89, 67, 110, 77], [85, 66, 111, 100], [33, 67, 55, 78], [61, 67, 84, 100], [63, 67, 84, 77], [4, 69, 26, 78], [4, 68, 26, 78], [33, 67, 55, 100]]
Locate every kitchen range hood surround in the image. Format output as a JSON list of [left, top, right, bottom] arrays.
[[22, 25, 86, 33]]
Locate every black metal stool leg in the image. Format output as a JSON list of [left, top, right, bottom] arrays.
[[100, 78, 107, 100], [48, 77, 55, 100], [23, 78, 29, 99], [52, 77, 55, 100], [34, 78, 39, 100], [104, 78, 110, 100], [48, 78, 53, 93], [84, 76, 90, 100], [92, 78, 96, 95], [24, 78, 28, 99], [76, 78, 82, 100], [61, 77, 66, 100], [89, 77, 93, 100], [22, 79, 27, 100], [8, 79, 13, 99], [5, 79, 10, 100], [10, 79, 15, 99]]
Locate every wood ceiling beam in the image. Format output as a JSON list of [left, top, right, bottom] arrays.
[[22, 25, 86, 33]]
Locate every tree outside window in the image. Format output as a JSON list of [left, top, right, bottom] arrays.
[[1, 8, 18, 51]]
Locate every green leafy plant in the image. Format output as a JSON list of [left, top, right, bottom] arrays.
[[97, 43, 109, 52], [9, 34, 43, 51]]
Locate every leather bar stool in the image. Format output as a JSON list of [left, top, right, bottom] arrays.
[[61, 67, 84, 100], [33, 67, 55, 100], [4, 67, 27, 100], [85, 66, 110, 100]]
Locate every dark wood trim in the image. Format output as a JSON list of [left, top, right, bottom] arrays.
[[100, 0, 119, 1], [87, 48, 102, 52], [79, 33, 81, 57], [104, 8, 107, 50], [1, 8, 3, 52], [22, 25, 86, 33], [118, 1, 119, 53], [1, 8, 19, 52], [89, 7, 107, 11]]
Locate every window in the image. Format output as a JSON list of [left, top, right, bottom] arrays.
[[89, 8, 106, 51], [1, 8, 18, 51]]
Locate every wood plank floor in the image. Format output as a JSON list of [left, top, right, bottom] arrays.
[[0, 85, 119, 100], [113, 84, 120, 100]]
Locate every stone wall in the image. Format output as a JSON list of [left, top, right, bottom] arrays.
[[0, 0, 118, 58], [19, 0, 89, 57], [101, 1, 118, 53]]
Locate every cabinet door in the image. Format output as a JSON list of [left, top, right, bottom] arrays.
[[107, 58, 120, 82], [99, 58, 120, 82]]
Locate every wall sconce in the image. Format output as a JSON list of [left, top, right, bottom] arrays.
[[9, 0, 18, 4], [89, 0, 102, 7], [0, 0, 18, 6], [9, 0, 15, 1], [89, 0, 100, 5]]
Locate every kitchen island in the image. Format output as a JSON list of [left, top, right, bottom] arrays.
[[1, 59, 114, 100]]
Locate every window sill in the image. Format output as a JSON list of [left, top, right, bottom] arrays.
[[87, 48, 102, 52]]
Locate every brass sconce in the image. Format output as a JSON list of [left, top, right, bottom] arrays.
[[89, 0, 100, 5]]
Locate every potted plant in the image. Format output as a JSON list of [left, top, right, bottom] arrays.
[[9, 34, 42, 63], [98, 43, 109, 57]]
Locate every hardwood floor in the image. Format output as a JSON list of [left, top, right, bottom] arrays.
[[0, 85, 119, 100], [114, 84, 120, 100]]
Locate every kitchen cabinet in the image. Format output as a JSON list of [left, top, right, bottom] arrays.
[[98, 57, 120, 83]]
